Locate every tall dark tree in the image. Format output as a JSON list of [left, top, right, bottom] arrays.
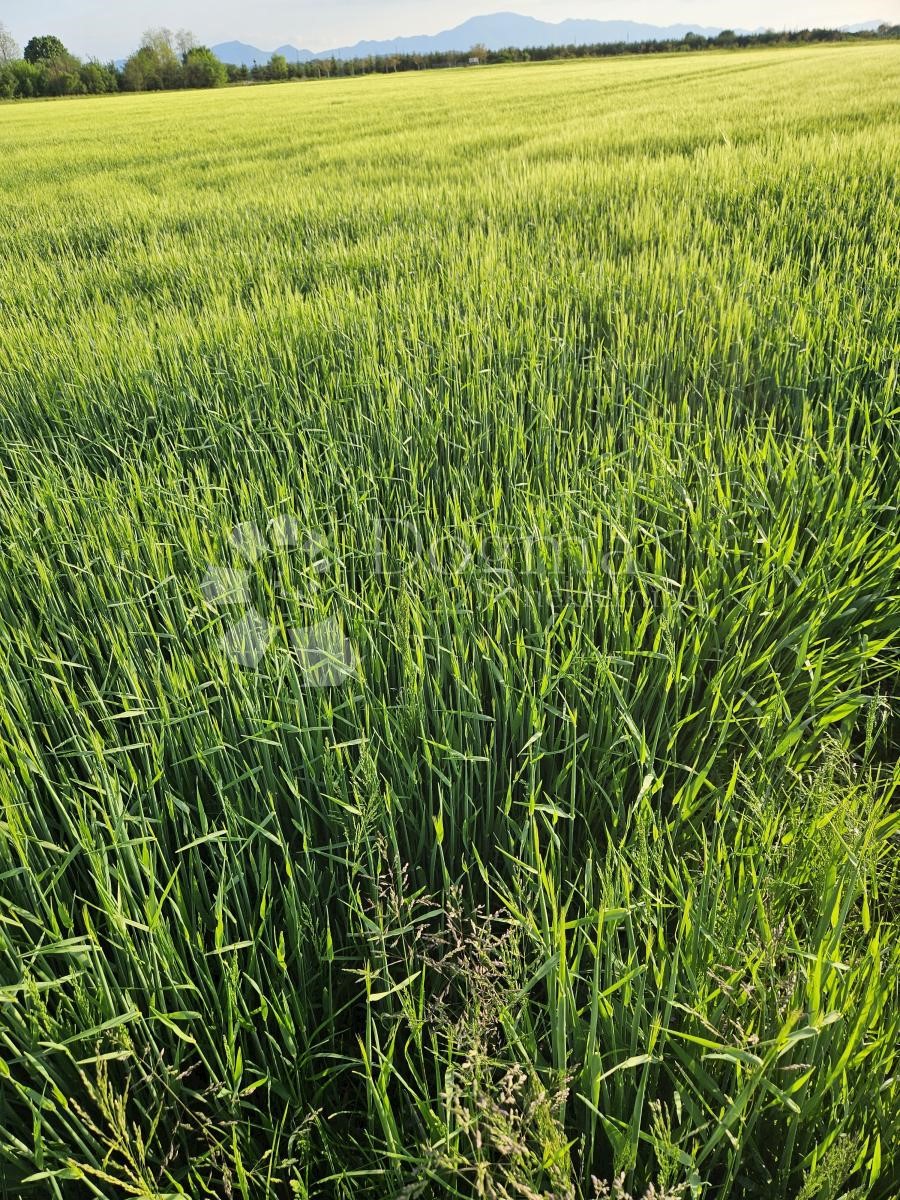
[[23, 34, 67, 64]]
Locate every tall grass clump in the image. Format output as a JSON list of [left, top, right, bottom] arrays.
[[0, 43, 898, 1200]]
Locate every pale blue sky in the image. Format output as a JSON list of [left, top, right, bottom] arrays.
[[1, 0, 895, 60]]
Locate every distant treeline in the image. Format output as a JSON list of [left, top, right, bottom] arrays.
[[1, 22, 899, 100], [0, 28, 225, 99]]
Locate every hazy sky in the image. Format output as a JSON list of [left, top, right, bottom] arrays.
[[1, 0, 896, 60]]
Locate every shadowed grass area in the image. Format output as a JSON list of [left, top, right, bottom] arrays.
[[0, 45, 898, 1200]]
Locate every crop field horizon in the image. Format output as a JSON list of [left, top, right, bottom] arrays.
[[1, 43, 898, 1200]]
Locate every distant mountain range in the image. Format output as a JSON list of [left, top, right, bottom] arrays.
[[211, 15, 729, 67], [211, 41, 314, 67], [208, 13, 888, 67]]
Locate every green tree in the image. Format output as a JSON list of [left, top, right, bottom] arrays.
[[36, 46, 87, 95], [183, 47, 227, 89], [0, 59, 42, 97], [140, 28, 182, 87], [44, 60, 85, 96], [121, 48, 157, 91], [268, 53, 289, 80], [120, 53, 146, 92], [122, 30, 183, 92], [23, 34, 67, 64], [79, 60, 119, 94]]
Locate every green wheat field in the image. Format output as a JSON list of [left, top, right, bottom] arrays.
[[0, 43, 898, 1200]]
